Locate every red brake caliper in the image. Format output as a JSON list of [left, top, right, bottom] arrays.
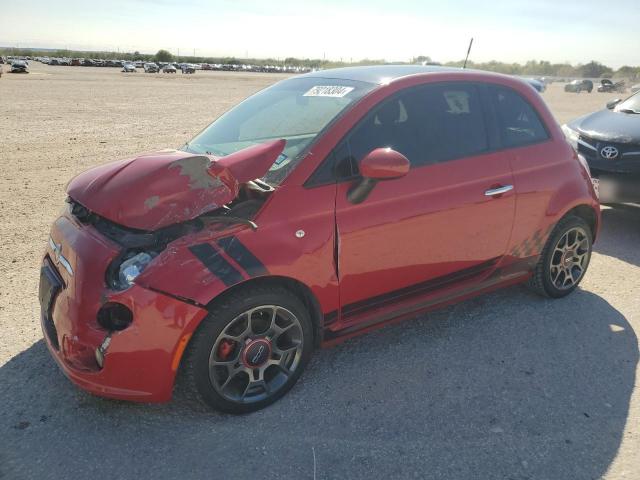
[[218, 339, 235, 360]]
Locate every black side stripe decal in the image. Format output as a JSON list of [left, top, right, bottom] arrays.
[[217, 236, 268, 277], [189, 243, 244, 287], [324, 310, 338, 326], [323, 262, 523, 342], [341, 257, 499, 319]]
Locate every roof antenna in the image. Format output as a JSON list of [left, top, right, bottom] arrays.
[[463, 37, 474, 69]]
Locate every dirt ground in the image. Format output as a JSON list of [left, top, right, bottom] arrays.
[[1, 62, 638, 479]]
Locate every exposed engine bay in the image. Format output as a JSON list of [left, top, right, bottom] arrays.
[[68, 179, 273, 291]]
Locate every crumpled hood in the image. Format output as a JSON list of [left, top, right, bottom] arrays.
[[67, 140, 285, 231], [569, 109, 640, 143]]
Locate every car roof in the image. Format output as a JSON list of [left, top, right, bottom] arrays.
[[300, 65, 462, 85]]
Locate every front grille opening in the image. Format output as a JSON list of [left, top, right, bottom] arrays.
[[579, 134, 640, 160], [43, 313, 60, 350], [40, 258, 63, 351]]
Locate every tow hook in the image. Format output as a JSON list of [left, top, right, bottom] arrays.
[[95, 334, 112, 369]]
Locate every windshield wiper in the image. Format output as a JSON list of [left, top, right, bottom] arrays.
[[618, 108, 640, 114]]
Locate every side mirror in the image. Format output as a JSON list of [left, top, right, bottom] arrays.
[[347, 148, 410, 204], [606, 98, 622, 110]]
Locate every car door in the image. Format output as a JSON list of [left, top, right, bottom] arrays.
[[333, 82, 516, 328]]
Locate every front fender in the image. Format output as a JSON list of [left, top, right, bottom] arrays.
[[136, 184, 340, 318]]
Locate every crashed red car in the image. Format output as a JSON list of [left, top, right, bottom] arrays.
[[40, 66, 599, 413]]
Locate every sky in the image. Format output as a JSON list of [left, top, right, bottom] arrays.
[[0, 0, 637, 67]]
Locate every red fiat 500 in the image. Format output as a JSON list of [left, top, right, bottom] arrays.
[[40, 66, 599, 413]]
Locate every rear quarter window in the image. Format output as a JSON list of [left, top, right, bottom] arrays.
[[489, 85, 549, 148]]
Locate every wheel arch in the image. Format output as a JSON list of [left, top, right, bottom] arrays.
[[545, 173, 600, 242], [203, 275, 325, 348], [564, 204, 599, 241]]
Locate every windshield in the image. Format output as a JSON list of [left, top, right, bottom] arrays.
[[616, 92, 640, 114], [182, 76, 375, 185]]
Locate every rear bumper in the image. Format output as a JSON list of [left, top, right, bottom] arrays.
[[41, 213, 209, 402]]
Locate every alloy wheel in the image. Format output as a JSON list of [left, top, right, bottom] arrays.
[[208, 305, 304, 404], [549, 227, 590, 290]]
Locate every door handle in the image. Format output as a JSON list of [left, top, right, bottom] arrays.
[[484, 185, 514, 196]]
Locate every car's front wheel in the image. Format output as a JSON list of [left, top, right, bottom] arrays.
[[182, 284, 314, 413], [529, 215, 593, 298]]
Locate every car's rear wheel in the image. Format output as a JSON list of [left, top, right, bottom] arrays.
[[529, 215, 593, 298], [182, 285, 313, 413]]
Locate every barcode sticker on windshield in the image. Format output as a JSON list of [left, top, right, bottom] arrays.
[[303, 86, 354, 97]]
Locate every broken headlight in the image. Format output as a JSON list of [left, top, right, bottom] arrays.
[[110, 251, 156, 290]]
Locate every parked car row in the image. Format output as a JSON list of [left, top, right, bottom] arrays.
[[564, 78, 630, 94], [1, 55, 29, 64], [22, 56, 312, 74], [35, 57, 131, 67], [137, 62, 195, 73], [202, 63, 312, 73]]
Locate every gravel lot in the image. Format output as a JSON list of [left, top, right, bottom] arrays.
[[1, 63, 638, 479]]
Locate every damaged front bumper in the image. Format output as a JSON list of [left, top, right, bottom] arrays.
[[40, 213, 208, 402]]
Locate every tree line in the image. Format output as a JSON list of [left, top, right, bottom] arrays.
[[439, 59, 639, 80], [2, 47, 639, 80]]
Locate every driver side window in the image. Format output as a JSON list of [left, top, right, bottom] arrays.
[[333, 82, 489, 181], [334, 95, 416, 180], [307, 82, 491, 186]]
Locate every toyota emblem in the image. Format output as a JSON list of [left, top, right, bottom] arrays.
[[600, 145, 619, 159]]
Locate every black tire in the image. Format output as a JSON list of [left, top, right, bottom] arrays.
[[529, 215, 593, 298], [181, 284, 314, 413]]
